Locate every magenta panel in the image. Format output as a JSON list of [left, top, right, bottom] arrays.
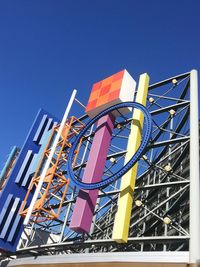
[[69, 113, 115, 233]]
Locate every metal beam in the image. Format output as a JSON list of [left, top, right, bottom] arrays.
[[15, 236, 190, 255], [131, 185, 189, 228], [150, 101, 189, 115], [148, 72, 190, 90], [189, 69, 200, 263], [149, 136, 190, 148]]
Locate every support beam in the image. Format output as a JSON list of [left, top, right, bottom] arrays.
[[15, 236, 190, 255], [150, 101, 189, 115], [189, 69, 200, 263], [148, 71, 189, 90], [149, 136, 190, 148]]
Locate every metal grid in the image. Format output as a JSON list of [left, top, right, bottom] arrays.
[[1, 71, 199, 264]]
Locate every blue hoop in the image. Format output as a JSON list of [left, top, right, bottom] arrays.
[[67, 102, 152, 190]]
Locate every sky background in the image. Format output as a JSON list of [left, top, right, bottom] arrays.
[[0, 0, 199, 168]]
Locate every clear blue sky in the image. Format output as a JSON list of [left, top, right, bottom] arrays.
[[0, 0, 199, 168]]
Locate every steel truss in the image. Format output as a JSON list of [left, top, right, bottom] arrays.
[[20, 116, 85, 223], [1, 71, 199, 263]]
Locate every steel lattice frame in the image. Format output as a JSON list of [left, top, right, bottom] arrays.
[[1, 71, 199, 264], [19, 116, 85, 223]]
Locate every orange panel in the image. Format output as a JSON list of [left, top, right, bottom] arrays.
[[89, 90, 100, 101], [112, 70, 124, 82], [96, 94, 109, 106], [86, 99, 98, 112], [86, 69, 129, 117], [108, 90, 120, 101], [101, 76, 113, 87], [100, 84, 111, 96], [92, 81, 102, 91], [110, 80, 122, 92]]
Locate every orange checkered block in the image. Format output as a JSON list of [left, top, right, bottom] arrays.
[[86, 69, 136, 118]]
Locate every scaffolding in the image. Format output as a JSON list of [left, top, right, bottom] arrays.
[[20, 116, 84, 223]]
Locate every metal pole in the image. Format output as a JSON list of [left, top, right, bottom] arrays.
[[189, 69, 200, 263], [163, 114, 173, 251], [80, 125, 94, 165], [24, 90, 77, 225], [59, 187, 76, 243]]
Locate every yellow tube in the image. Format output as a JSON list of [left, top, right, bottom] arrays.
[[112, 73, 149, 243]]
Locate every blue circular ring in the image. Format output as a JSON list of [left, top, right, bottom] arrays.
[[67, 102, 152, 190]]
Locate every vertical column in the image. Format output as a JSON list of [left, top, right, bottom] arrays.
[[69, 113, 115, 233], [112, 73, 149, 243], [189, 69, 200, 264]]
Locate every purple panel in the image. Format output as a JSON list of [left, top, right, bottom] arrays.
[[70, 113, 115, 233]]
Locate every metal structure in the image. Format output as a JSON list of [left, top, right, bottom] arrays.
[[20, 116, 84, 223], [0, 70, 199, 265]]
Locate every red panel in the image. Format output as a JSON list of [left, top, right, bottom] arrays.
[[86, 69, 126, 116], [99, 85, 111, 96], [85, 99, 97, 112], [97, 94, 109, 106], [112, 70, 124, 82], [89, 90, 100, 101], [110, 80, 122, 92], [92, 81, 102, 92], [101, 76, 113, 87], [108, 90, 120, 102]]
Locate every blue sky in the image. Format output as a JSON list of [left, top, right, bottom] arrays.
[[0, 0, 199, 168]]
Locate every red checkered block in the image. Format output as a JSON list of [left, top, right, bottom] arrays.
[[86, 69, 136, 118]]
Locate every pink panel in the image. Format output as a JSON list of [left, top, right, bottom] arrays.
[[69, 113, 115, 233]]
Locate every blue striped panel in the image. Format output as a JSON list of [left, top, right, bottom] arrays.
[[33, 115, 48, 144], [0, 198, 20, 239], [15, 150, 34, 185]]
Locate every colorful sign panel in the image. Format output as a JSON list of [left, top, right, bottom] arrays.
[[0, 109, 56, 251], [86, 69, 136, 117], [112, 73, 149, 243], [70, 70, 136, 233]]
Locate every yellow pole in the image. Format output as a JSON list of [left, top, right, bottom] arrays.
[[112, 73, 149, 243]]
